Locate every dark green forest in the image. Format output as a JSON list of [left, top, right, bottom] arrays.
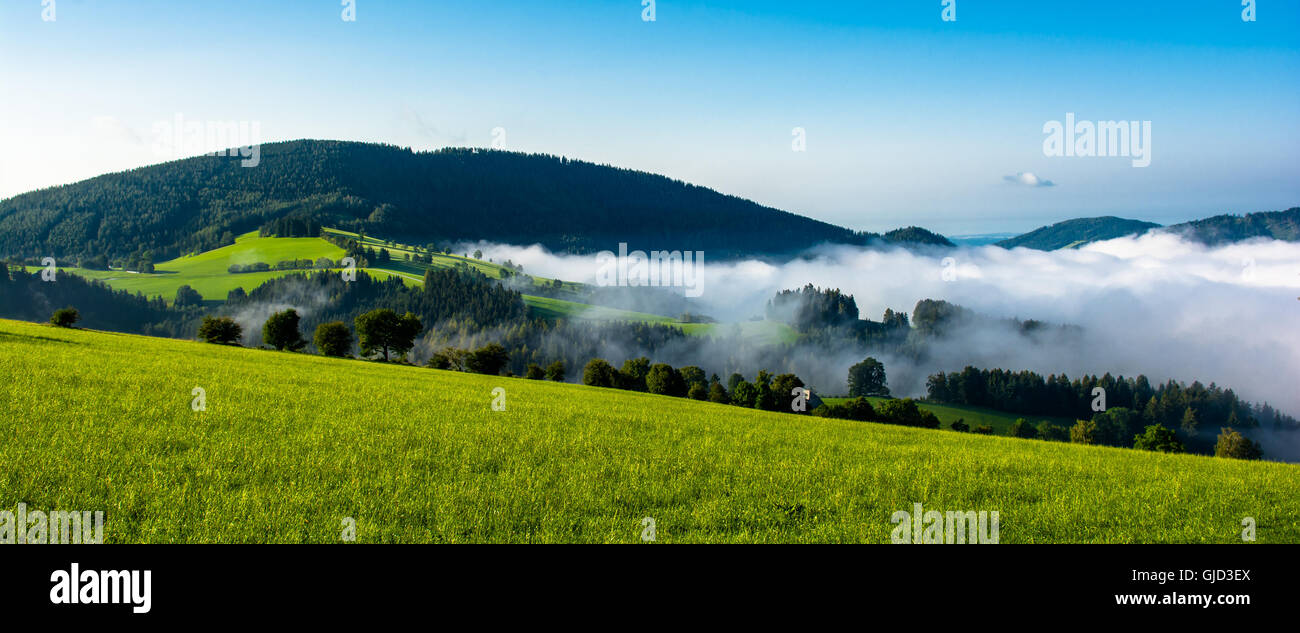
[[1167, 207, 1300, 245], [0, 140, 950, 263]]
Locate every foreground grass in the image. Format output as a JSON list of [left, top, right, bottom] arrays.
[[1, 319, 1295, 543]]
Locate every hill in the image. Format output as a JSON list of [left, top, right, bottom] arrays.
[[996, 216, 1161, 250], [1164, 206, 1300, 245], [882, 226, 954, 247], [0, 140, 923, 263], [2, 318, 1296, 543]]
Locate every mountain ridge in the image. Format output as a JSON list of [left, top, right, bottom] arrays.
[[0, 139, 951, 262]]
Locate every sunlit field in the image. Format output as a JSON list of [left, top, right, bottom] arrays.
[[2, 318, 1295, 543]]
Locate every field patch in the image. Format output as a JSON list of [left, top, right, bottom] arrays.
[[1, 319, 1295, 543]]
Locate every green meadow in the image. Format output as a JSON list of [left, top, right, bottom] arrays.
[[1, 318, 1295, 543], [34, 230, 791, 337]]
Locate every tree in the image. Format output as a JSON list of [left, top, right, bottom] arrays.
[[727, 373, 745, 393], [950, 418, 969, 432], [525, 363, 545, 379], [688, 383, 708, 401], [919, 411, 942, 429], [473, 249, 483, 260], [619, 357, 651, 391], [173, 284, 203, 308], [313, 321, 352, 357], [583, 359, 618, 388], [50, 307, 79, 328], [708, 381, 730, 404], [843, 397, 877, 422], [1133, 424, 1184, 453], [973, 425, 994, 434], [731, 381, 758, 408], [355, 309, 422, 361], [428, 347, 468, 371], [1008, 418, 1038, 439], [1069, 419, 1097, 444], [678, 366, 707, 392], [646, 363, 687, 397], [770, 374, 806, 412], [1214, 428, 1263, 460], [545, 360, 566, 382], [197, 316, 242, 344], [262, 308, 307, 351], [1180, 407, 1200, 437], [876, 398, 924, 427], [467, 343, 509, 375], [847, 357, 890, 397], [1036, 422, 1069, 442]]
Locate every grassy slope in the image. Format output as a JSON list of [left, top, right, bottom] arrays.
[[822, 397, 1076, 435], [35, 230, 741, 332], [33, 231, 347, 301], [1, 318, 1295, 544]]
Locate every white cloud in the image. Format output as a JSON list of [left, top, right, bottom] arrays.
[[1003, 172, 1054, 187], [472, 234, 1300, 415]]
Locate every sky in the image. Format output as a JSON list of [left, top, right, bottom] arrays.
[[1, 0, 1297, 235]]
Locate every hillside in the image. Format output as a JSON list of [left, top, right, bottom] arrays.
[[996, 216, 1161, 250], [2, 318, 1296, 543], [0, 140, 913, 263], [1164, 206, 1300, 245]]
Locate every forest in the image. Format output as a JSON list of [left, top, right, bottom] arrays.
[[0, 140, 955, 264]]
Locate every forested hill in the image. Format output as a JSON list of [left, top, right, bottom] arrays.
[[996, 216, 1161, 250], [0, 140, 945, 262], [1164, 207, 1300, 245]]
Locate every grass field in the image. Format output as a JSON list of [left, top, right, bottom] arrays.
[[33, 231, 348, 301], [822, 397, 1076, 435], [41, 230, 739, 334], [1, 318, 1295, 543]]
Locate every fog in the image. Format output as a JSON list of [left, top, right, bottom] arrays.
[[466, 233, 1300, 415]]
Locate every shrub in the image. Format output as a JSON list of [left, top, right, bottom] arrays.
[[313, 321, 352, 357], [1133, 424, 1184, 453], [842, 397, 877, 422], [950, 418, 969, 432], [525, 363, 545, 380], [876, 398, 924, 427], [1008, 418, 1038, 439], [688, 383, 708, 401], [50, 307, 80, 328], [973, 425, 994, 434], [545, 360, 566, 382], [582, 359, 618, 388], [1036, 422, 1069, 442], [197, 316, 242, 344], [1069, 419, 1097, 444], [1214, 428, 1262, 460], [467, 343, 509, 375]]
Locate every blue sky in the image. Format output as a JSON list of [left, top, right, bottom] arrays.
[[1, 0, 1296, 234]]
